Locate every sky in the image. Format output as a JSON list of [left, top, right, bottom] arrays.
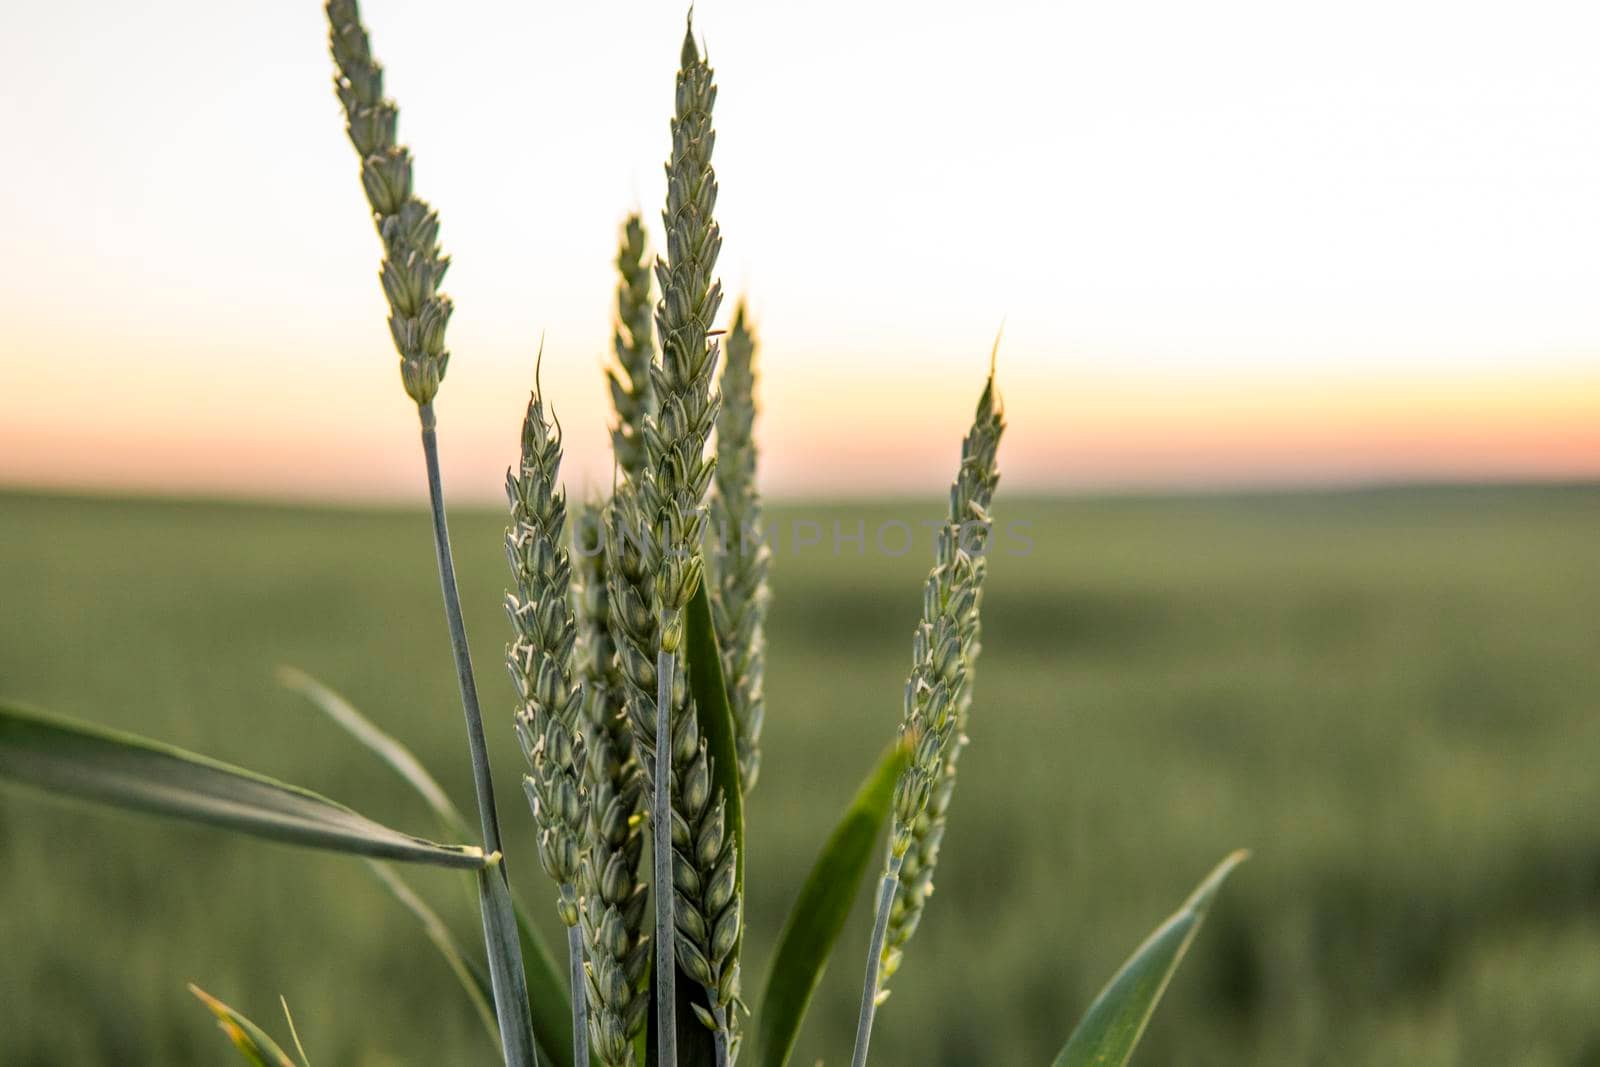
[[2, 0, 1599, 503]]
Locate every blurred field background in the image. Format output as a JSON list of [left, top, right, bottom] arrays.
[[2, 485, 1598, 1065]]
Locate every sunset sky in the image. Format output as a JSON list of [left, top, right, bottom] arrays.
[[4, 0, 1599, 503]]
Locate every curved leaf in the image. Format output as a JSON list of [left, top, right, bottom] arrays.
[[1052, 850, 1248, 1067], [756, 743, 908, 1067], [278, 666, 470, 838], [368, 862, 501, 1050], [0, 702, 486, 869], [654, 581, 742, 1065], [279, 670, 574, 1066], [684, 581, 744, 893], [189, 985, 301, 1067]]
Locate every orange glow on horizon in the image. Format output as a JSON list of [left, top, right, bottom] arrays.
[[6, 359, 1596, 503]]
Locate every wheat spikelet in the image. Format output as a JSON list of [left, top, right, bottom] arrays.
[[606, 484, 742, 1046], [619, 22, 740, 1058], [709, 300, 769, 792], [573, 502, 652, 1065], [326, 0, 452, 406], [880, 372, 1004, 990], [609, 215, 657, 484], [667, 690, 742, 1044], [643, 20, 722, 654], [504, 379, 587, 925]]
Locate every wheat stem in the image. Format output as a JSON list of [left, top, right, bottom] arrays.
[[565, 915, 589, 1067], [420, 403, 503, 854], [850, 855, 904, 1067], [420, 402, 535, 1065], [654, 648, 678, 1067]]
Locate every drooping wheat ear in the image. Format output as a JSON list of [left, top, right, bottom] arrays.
[[572, 501, 652, 1066], [503, 377, 590, 1065], [326, 0, 451, 407], [851, 370, 1004, 1067], [609, 214, 657, 484], [709, 300, 769, 792]]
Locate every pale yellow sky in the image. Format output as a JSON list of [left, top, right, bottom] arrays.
[[3, 0, 1599, 502]]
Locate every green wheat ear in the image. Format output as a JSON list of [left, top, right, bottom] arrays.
[[609, 214, 657, 484], [852, 367, 1004, 1067], [504, 369, 592, 1065], [628, 17, 740, 1064], [710, 299, 769, 793], [573, 500, 652, 1066], [326, 0, 452, 406]]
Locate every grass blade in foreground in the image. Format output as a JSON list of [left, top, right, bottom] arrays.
[[279, 665, 470, 838], [279, 667, 573, 1064], [190, 985, 301, 1067], [755, 743, 907, 1067], [368, 862, 501, 1051], [1052, 850, 1248, 1067], [0, 703, 486, 869]]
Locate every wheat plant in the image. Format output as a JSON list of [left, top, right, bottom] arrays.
[[0, 4, 1245, 1067]]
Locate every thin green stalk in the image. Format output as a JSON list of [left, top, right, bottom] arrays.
[[419, 402, 537, 1067], [653, 648, 678, 1067], [712, 1012, 730, 1067], [565, 915, 589, 1067], [420, 403, 503, 854], [326, 3, 535, 1061], [850, 856, 903, 1067]]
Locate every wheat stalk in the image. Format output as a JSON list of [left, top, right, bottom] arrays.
[[573, 502, 652, 1066], [851, 369, 1004, 1067], [709, 300, 769, 793], [325, 3, 535, 1062], [627, 21, 733, 1063], [609, 214, 657, 484]]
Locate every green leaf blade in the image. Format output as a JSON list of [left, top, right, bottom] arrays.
[[0, 701, 486, 869], [278, 665, 471, 839], [755, 743, 908, 1067], [277, 673, 574, 1066], [367, 862, 501, 1050], [190, 985, 301, 1067], [281, 671, 576, 1062], [651, 582, 745, 1067], [1053, 850, 1248, 1067], [684, 581, 744, 893]]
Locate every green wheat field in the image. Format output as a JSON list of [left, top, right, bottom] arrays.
[[2, 484, 1597, 1066]]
